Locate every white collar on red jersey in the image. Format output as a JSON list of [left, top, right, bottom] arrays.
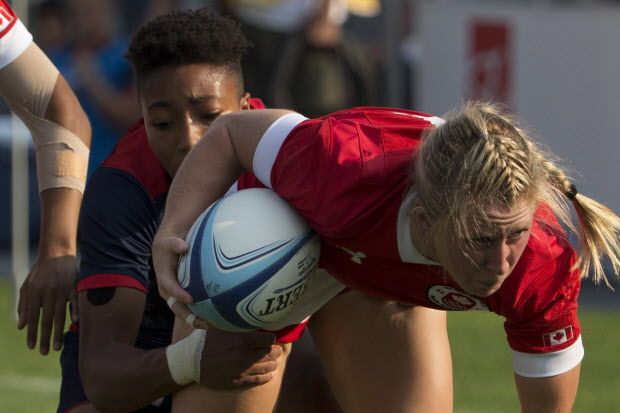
[[397, 193, 440, 265]]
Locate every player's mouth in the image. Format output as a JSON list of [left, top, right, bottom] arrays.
[[472, 278, 504, 296]]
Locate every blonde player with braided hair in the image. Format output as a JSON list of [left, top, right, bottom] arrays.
[[414, 101, 620, 288], [153, 101, 620, 412]]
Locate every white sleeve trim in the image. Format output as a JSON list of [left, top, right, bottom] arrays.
[[512, 335, 584, 378], [0, 20, 32, 69], [253, 113, 308, 188]]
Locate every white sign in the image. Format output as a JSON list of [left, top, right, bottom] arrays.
[[416, 2, 620, 213]]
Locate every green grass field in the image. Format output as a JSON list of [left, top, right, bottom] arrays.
[[449, 311, 620, 412], [1, 278, 619, 412], [0, 278, 62, 412]]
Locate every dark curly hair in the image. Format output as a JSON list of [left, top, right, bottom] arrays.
[[125, 8, 249, 95]]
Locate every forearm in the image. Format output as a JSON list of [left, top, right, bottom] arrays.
[[515, 364, 580, 413], [81, 343, 183, 412], [1, 44, 91, 193], [45, 74, 91, 148], [38, 188, 81, 258], [160, 109, 292, 238], [160, 115, 244, 238]]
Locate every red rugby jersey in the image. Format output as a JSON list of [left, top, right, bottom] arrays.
[[242, 107, 583, 378]]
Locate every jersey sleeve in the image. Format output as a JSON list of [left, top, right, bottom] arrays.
[[76, 168, 158, 293], [252, 109, 437, 237], [0, 1, 32, 69], [502, 224, 583, 378], [253, 112, 349, 233]]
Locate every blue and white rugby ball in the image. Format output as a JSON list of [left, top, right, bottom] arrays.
[[177, 188, 321, 332]]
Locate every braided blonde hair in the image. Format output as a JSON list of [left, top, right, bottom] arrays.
[[411, 101, 620, 287]]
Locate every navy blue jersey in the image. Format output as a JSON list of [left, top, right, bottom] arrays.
[[76, 120, 174, 349], [59, 120, 174, 413]]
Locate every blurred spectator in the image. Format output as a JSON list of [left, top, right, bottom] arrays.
[[117, 0, 184, 34], [39, 0, 138, 175], [29, 0, 69, 54], [220, 0, 379, 117]]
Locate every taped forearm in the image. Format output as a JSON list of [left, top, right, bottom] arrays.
[[0, 42, 89, 193], [10, 102, 89, 192]]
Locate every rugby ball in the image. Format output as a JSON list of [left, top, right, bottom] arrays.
[[177, 188, 321, 332]]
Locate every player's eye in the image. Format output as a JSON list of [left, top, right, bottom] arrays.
[[469, 235, 494, 248], [200, 112, 221, 123], [508, 228, 529, 242], [151, 121, 172, 130]]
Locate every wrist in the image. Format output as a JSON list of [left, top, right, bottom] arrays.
[[38, 188, 80, 258], [37, 236, 77, 259]]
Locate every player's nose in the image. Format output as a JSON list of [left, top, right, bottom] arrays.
[[178, 121, 205, 152], [483, 241, 511, 276]]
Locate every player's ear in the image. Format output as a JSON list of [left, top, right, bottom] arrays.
[[410, 206, 440, 260], [410, 199, 432, 232], [240, 92, 251, 110], [413, 210, 431, 232]]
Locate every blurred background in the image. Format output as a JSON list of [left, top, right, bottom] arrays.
[[1, 1, 619, 412]]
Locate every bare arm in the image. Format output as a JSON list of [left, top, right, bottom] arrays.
[[514, 364, 580, 413], [44, 73, 92, 147], [153, 109, 292, 306], [16, 72, 92, 354], [18, 187, 81, 353], [79, 288, 282, 411], [79, 287, 183, 412]]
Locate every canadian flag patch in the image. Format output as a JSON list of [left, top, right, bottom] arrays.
[[543, 326, 574, 347]]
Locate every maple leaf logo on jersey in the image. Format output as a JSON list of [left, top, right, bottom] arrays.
[[339, 246, 367, 264], [427, 285, 489, 311], [543, 326, 574, 347]]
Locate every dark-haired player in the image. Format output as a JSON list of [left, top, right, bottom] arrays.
[[57, 9, 302, 413]]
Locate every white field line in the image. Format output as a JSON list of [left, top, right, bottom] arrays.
[[455, 410, 508, 413], [0, 373, 59, 394]]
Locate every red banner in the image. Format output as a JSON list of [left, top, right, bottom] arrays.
[[468, 21, 512, 104]]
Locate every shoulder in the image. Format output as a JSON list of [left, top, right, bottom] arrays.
[[0, 1, 32, 69], [282, 106, 441, 164], [249, 97, 266, 109], [101, 120, 170, 201], [320, 106, 443, 126], [80, 166, 161, 238]]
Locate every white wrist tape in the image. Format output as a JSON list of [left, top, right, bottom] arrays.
[[165, 328, 207, 385]]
